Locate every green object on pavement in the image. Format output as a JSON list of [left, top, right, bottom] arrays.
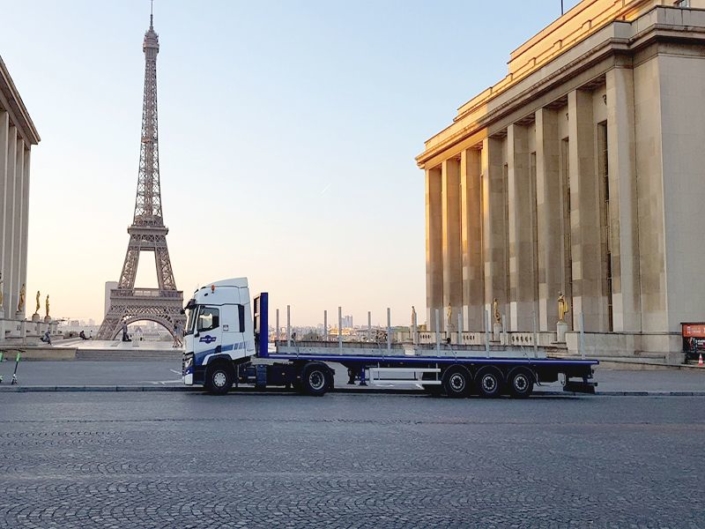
[[15, 351, 20, 363], [0, 352, 3, 362]]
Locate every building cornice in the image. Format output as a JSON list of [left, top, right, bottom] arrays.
[[416, 6, 705, 168], [0, 55, 40, 146]]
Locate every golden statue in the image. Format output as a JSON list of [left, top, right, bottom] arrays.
[[557, 291, 569, 322], [17, 283, 25, 312], [493, 298, 501, 324], [45, 295, 50, 318], [35, 290, 41, 314]]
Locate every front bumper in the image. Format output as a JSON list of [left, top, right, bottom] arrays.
[[182, 353, 203, 386]]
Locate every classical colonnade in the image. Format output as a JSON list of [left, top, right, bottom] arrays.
[[0, 106, 34, 319], [425, 68, 641, 337]]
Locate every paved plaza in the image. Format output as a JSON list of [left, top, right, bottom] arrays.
[[0, 391, 703, 528]]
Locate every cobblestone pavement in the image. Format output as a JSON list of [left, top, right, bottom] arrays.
[[0, 392, 703, 528]]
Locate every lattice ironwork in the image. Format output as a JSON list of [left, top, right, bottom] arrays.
[[97, 12, 184, 340]]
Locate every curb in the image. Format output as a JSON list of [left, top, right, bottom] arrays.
[[0, 385, 704, 396]]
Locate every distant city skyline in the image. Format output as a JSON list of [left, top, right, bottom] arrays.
[[0, 0, 581, 327]]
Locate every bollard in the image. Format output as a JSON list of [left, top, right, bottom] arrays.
[[11, 350, 22, 385]]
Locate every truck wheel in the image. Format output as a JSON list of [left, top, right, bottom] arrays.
[[205, 364, 233, 395], [508, 367, 534, 399], [442, 365, 472, 398], [301, 363, 330, 396], [476, 367, 503, 398]]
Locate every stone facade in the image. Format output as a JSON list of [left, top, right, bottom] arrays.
[[416, 0, 705, 359], [0, 55, 40, 329]]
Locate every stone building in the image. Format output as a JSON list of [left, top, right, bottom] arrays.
[[0, 56, 40, 323], [416, 0, 705, 360]]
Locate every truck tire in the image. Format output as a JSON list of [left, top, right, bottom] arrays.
[[205, 363, 233, 395], [476, 366, 503, 398], [442, 365, 472, 398], [508, 367, 534, 399], [301, 363, 330, 397]]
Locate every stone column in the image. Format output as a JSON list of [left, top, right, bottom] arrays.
[[442, 158, 462, 332], [482, 136, 508, 326], [3, 126, 17, 318], [568, 90, 602, 331], [507, 124, 535, 331], [425, 167, 443, 331], [11, 138, 24, 315], [17, 148, 30, 319], [461, 147, 484, 331], [536, 108, 563, 331], [606, 67, 641, 333], [0, 111, 8, 317]]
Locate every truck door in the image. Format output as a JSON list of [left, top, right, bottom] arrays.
[[221, 303, 252, 361], [193, 305, 222, 365]]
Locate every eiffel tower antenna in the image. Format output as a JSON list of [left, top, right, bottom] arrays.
[[97, 6, 184, 340]]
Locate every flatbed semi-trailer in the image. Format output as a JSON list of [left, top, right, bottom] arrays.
[[181, 278, 598, 398]]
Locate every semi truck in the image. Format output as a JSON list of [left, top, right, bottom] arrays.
[[182, 278, 598, 398]]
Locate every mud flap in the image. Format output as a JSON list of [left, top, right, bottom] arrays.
[[563, 380, 597, 394]]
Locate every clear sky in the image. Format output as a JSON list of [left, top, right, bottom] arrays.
[[1, 0, 581, 327]]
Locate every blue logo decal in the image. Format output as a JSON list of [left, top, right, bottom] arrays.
[[199, 335, 217, 344]]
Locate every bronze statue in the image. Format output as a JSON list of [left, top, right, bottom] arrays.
[[17, 283, 25, 311], [557, 291, 569, 322], [35, 290, 41, 314], [45, 295, 50, 318], [493, 298, 501, 324]]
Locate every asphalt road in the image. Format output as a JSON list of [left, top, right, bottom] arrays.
[[0, 392, 703, 528], [2, 359, 705, 394]]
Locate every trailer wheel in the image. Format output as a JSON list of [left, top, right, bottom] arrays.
[[205, 363, 233, 395], [442, 365, 472, 398], [301, 363, 330, 397], [508, 367, 534, 399], [476, 367, 503, 398]]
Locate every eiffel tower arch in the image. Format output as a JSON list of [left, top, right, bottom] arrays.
[[97, 10, 184, 340]]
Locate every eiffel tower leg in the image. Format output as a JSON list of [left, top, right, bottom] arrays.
[[155, 246, 176, 290], [119, 244, 141, 288], [96, 311, 124, 340]]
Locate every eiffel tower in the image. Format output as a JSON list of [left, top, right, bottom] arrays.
[[97, 8, 184, 340]]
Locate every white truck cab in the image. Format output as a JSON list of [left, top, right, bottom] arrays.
[[182, 278, 255, 388]]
